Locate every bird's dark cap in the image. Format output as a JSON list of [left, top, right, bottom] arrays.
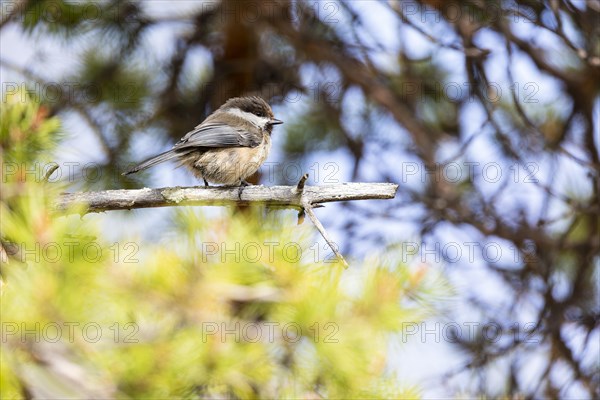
[[221, 96, 275, 119]]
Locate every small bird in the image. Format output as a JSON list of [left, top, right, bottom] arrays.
[[123, 96, 283, 186]]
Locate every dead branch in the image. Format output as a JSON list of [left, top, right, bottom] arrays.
[[55, 180, 397, 269], [55, 182, 398, 214]]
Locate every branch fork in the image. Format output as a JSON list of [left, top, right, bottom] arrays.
[[292, 174, 348, 268]]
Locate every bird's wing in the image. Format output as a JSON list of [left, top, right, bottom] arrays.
[[173, 123, 262, 150]]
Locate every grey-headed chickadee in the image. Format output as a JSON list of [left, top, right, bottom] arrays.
[[123, 96, 283, 186]]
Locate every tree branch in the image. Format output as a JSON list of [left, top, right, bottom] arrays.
[[55, 183, 398, 214], [55, 181, 397, 269]]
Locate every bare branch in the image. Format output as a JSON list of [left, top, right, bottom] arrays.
[[55, 183, 398, 215], [54, 181, 395, 269]]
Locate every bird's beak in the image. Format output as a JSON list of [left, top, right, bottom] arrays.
[[269, 118, 284, 125]]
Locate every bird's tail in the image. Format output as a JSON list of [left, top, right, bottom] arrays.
[[122, 149, 182, 175]]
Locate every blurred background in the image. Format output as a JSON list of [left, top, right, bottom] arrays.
[[1, 0, 599, 398]]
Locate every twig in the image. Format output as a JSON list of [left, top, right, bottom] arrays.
[[294, 173, 309, 193], [43, 163, 60, 182], [303, 206, 348, 269], [293, 174, 348, 267], [295, 174, 309, 225]]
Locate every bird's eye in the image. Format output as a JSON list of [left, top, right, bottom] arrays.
[[255, 111, 265, 117]]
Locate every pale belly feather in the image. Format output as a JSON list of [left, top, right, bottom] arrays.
[[180, 134, 271, 185]]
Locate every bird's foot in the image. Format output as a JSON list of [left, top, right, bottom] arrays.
[[203, 179, 209, 187], [239, 180, 253, 187]]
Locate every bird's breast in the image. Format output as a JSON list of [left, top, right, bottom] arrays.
[[247, 133, 271, 166], [185, 134, 271, 184]]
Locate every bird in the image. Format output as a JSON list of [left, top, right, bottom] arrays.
[[123, 96, 283, 186]]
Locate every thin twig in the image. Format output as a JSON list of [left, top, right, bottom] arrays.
[[43, 163, 60, 182], [303, 206, 349, 269], [294, 174, 309, 224], [294, 173, 309, 193]]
